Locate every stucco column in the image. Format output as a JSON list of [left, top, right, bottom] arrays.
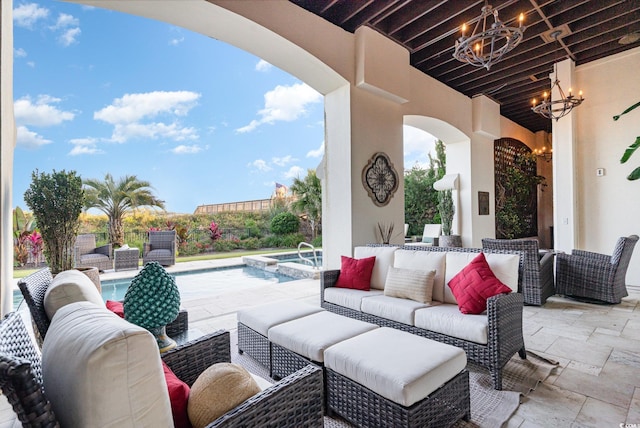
[[552, 58, 579, 252]]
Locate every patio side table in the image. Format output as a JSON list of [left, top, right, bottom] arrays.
[[114, 248, 140, 271]]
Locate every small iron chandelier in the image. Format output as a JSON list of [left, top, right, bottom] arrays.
[[453, 1, 525, 70], [531, 64, 584, 121]]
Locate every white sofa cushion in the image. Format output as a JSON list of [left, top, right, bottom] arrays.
[[236, 299, 324, 336], [414, 304, 489, 345], [43, 269, 105, 320], [393, 250, 446, 302], [354, 246, 397, 290], [443, 252, 519, 304], [324, 327, 467, 407], [361, 295, 432, 326], [268, 311, 378, 362], [324, 288, 383, 311], [383, 267, 435, 303], [42, 301, 173, 427]]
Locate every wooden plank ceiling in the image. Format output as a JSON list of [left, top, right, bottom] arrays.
[[289, 0, 640, 133]]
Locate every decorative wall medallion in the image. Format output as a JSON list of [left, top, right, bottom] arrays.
[[362, 152, 399, 207]]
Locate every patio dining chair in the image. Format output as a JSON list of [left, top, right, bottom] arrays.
[[555, 235, 639, 304], [143, 230, 176, 266], [74, 233, 112, 271]]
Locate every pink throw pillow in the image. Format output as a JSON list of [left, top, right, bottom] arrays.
[[334, 256, 376, 291], [448, 253, 512, 314], [105, 300, 125, 317]]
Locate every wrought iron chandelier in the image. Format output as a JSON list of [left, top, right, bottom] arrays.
[[531, 64, 584, 121], [453, 1, 525, 70]]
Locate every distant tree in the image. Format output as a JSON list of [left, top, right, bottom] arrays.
[[83, 174, 165, 246], [289, 169, 322, 238], [24, 169, 84, 273], [404, 140, 446, 236], [270, 212, 300, 235]]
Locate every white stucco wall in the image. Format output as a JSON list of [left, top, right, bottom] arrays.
[[573, 48, 640, 285]]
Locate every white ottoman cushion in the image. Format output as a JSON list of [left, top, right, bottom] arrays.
[[268, 311, 378, 362], [43, 269, 105, 319], [393, 250, 446, 302], [325, 327, 467, 407], [236, 299, 324, 336], [414, 304, 489, 345], [324, 288, 383, 311], [42, 301, 173, 427], [354, 246, 398, 290], [361, 295, 432, 326]]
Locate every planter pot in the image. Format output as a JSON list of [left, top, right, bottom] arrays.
[[75, 267, 101, 293], [439, 235, 462, 248]]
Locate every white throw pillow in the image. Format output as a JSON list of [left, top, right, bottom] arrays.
[[42, 301, 173, 427], [43, 269, 105, 320], [383, 266, 435, 303]]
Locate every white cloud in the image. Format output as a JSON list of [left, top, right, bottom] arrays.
[[69, 137, 103, 156], [16, 126, 51, 149], [94, 91, 201, 143], [249, 159, 271, 172], [236, 82, 322, 133], [13, 3, 49, 29], [14, 48, 27, 58], [284, 166, 305, 179], [27, 61, 35, 68], [59, 27, 81, 46], [403, 125, 437, 169], [14, 95, 75, 127], [306, 141, 324, 158], [169, 37, 184, 46], [52, 13, 79, 29], [255, 59, 273, 72], [171, 144, 204, 154], [272, 155, 295, 167]]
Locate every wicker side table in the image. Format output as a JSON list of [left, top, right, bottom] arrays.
[[114, 248, 140, 271]]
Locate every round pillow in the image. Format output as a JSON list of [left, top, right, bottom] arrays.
[[187, 363, 260, 428]]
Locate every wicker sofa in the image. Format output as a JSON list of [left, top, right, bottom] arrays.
[[321, 245, 526, 390]]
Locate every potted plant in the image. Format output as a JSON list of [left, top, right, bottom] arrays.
[[437, 189, 461, 247], [24, 169, 84, 274]]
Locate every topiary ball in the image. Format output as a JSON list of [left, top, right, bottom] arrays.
[[123, 261, 181, 331]]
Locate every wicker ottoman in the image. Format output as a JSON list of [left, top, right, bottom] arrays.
[[268, 311, 379, 379], [324, 327, 470, 428], [237, 299, 325, 375]]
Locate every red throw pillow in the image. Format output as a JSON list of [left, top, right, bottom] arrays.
[[105, 300, 124, 318], [162, 361, 192, 428], [107, 299, 191, 427], [448, 253, 512, 314], [334, 255, 376, 291]]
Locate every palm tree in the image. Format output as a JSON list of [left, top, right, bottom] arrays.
[[289, 169, 322, 238], [83, 174, 165, 246]]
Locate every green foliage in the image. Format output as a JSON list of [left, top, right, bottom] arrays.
[[437, 190, 455, 236], [404, 140, 446, 236], [289, 169, 322, 238], [279, 233, 306, 248], [240, 237, 261, 250], [613, 102, 640, 181], [270, 212, 300, 235], [24, 169, 84, 274], [311, 235, 322, 248]]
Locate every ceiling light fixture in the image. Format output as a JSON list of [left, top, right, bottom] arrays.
[[453, 1, 525, 70], [531, 59, 584, 121]]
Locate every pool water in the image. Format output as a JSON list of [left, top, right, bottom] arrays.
[[14, 265, 295, 307]]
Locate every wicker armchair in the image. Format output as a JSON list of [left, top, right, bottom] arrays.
[[16, 268, 188, 346], [481, 238, 555, 306], [74, 234, 112, 271], [556, 235, 639, 304], [0, 311, 324, 427], [144, 230, 176, 266]]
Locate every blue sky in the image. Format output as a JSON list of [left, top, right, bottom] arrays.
[[13, 1, 436, 214]]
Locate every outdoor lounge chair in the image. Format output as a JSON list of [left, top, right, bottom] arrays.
[[482, 238, 555, 306], [143, 230, 176, 266], [555, 235, 639, 304], [74, 233, 112, 271]]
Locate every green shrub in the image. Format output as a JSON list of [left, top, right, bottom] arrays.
[[279, 233, 306, 248], [311, 236, 322, 248], [240, 237, 260, 250], [270, 212, 299, 235]]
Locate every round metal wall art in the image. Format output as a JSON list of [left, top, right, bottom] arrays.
[[362, 152, 399, 207]]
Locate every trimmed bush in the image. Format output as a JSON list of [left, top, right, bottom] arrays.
[[270, 212, 300, 235]]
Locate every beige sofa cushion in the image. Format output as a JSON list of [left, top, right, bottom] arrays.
[[361, 295, 432, 326], [324, 287, 383, 311], [42, 301, 173, 427], [43, 269, 105, 319], [414, 304, 489, 344], [236, 299, 324, 336], [354, 246, 397, 290], [444, 252, 519, 304], [393, 250, 446, 301]]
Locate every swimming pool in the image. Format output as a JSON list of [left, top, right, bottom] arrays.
[[14, 265, 295, 307]]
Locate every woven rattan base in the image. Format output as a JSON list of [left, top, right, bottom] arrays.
[[271, 342, 317, 380], [326, 368, 470, 428], [237, 322, 271, 374]]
